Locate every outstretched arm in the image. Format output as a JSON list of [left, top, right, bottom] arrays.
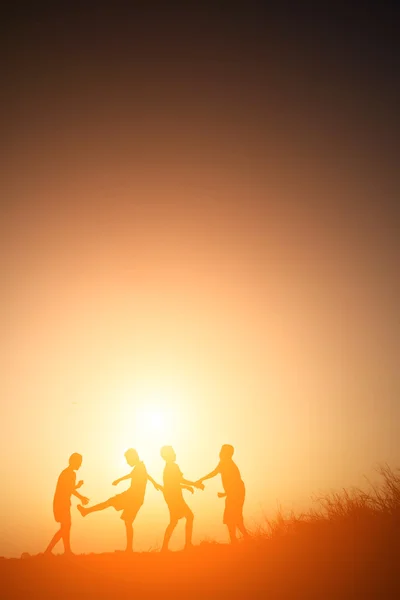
[[181, 484, 194, 494], [112, 473, 132, 486], [196, 466, 220, 484], [148, 474, 163, 491], [181, 476, 205, 490], [72, 490, 89, 504], [70, 476, 89, 504], [181, 476, 196, 486]]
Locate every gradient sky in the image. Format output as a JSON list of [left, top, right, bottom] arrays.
[[1, 6, 399, 557]]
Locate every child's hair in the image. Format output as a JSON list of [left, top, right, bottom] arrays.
[[160, 445, 175, 460], [221, 444, 234, 458], [69, 453, 82, 466], [125, 448, 139, 461]]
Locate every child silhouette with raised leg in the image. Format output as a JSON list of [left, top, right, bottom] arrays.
[[78, 448, 161, 553]]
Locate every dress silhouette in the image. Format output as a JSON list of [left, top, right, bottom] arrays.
[[160, 446, 203, 551]]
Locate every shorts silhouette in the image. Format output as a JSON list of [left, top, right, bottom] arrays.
[[223, 482, 245, 525], [54, 502, 71, 525], [110, 490, 143, 522]]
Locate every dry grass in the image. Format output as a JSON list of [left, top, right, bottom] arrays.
[[2, 465, 400, 599], [256, 464, 400, 537]]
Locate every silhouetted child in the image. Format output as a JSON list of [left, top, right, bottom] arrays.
[[45, 453, 89, 556], [78, 448, 161, 553], [196, 444, 249, 543], [160, 445, 203, 551]]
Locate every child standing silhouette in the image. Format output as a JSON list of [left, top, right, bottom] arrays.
[[160, 446, 203, 552], [45, 453, 89, 556], [196, 444, 249, 543]]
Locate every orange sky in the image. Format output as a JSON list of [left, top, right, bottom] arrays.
[[1, 7, 399, 557]]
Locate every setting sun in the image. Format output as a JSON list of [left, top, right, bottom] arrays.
[[136, 405, 171, 435], [110, 382, 190, 466]]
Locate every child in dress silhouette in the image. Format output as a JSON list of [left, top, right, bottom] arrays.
[[160, 445, 203, 551]]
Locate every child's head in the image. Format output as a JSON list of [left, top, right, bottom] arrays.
[[219, 444, 234, 460], [160, 445, 176, 463], [69, 453, 83, 470], [125, 448, 139, 467]]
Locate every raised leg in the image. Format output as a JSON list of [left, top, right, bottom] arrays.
[[78, 499, 113, 516]]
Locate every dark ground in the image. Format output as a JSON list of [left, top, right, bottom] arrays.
[[2, 529, 399, 600]]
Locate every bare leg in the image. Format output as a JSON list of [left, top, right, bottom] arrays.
[[237, 518, 249, 539], [227, 524, 237, 544], [184, 511, 194, 548], [45, 528, 62, 554], [61, 523, 72, 554], [78, 499, 113, 516], [125, 521, 133, 553], [162, 519, 178, 551]]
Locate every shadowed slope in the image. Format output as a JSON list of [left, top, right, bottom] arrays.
[[2, 467, 400, 599]]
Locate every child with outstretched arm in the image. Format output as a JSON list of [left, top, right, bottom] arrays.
[[196, 444, 249, 543], [78, 448, 161, 553]]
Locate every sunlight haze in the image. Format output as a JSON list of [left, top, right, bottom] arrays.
[[2, 6, 399, 559]]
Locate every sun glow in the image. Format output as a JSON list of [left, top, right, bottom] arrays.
[[113, 382, 189, 469], [136, 405, 171, 435]]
